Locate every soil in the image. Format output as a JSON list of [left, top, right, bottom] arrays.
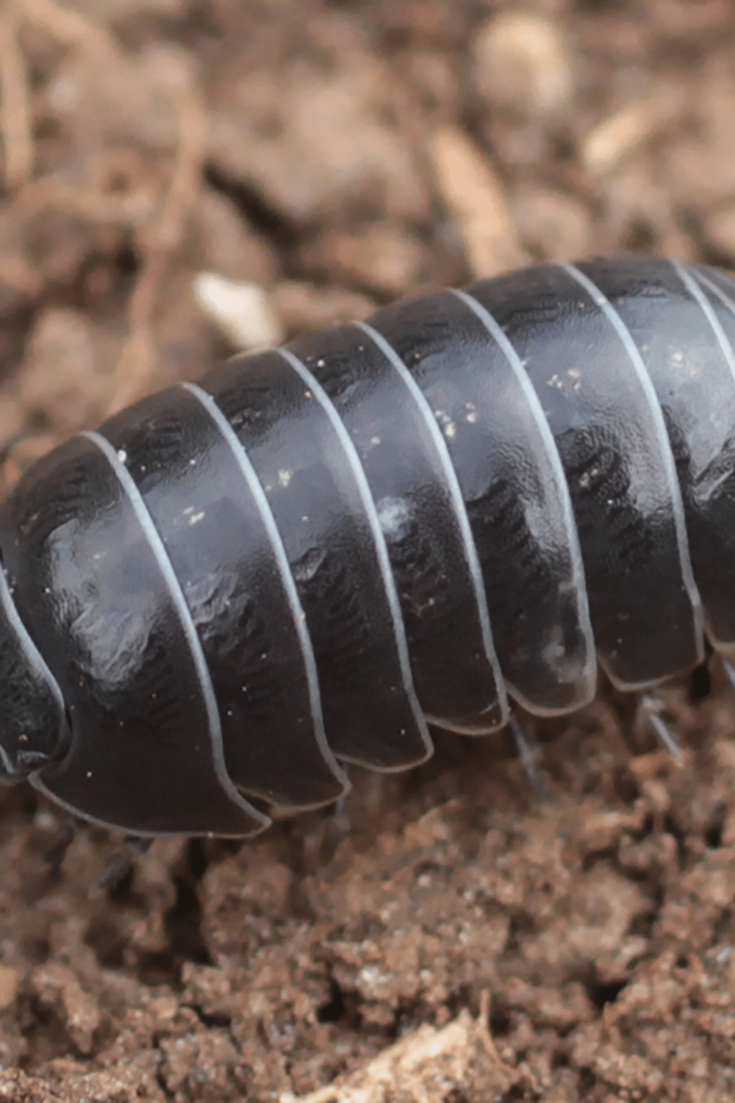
[[0, 0, 735, 1100]]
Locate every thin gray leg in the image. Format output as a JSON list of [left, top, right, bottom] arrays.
[[508, 713, 547, 801], [98, 836, 153, 890], [638, 693, 681, 758]]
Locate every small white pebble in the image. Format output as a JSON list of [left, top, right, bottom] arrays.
[[193, 271, 284, 350]]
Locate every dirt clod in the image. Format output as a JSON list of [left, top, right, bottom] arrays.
[[1, 1, 735, 1101]]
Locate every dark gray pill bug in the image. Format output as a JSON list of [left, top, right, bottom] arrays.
[[0, 255, 733, 838]]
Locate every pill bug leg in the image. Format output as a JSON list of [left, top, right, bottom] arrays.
[[316, 769, 354, 865], [98, 837, 153, 890], [637, 693, 682, 758], [507, 714, 547, 801], [723, 661, 735, 692], [43, 816, 80, 874], [332, 764, 352, 834], [43, 817, 154, 885]]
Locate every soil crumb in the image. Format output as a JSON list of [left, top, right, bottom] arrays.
[[1, 1, 735, 1100]]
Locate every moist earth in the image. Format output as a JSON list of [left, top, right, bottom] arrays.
[[0, 1, 735, 1100]]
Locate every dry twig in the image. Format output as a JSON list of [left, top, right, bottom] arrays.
[[108, 58, 207, 413], [19, 0, 118, 61], [0, 2, 33, 192], [429, 125, 525, 279]]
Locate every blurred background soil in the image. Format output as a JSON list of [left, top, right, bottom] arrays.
[[0, 0, 735, 1099]]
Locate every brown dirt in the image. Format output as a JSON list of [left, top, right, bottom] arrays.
[[0, 0, 735, 1099]]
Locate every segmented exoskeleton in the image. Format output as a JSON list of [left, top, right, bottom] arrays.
[[1, 256, 734, 837]]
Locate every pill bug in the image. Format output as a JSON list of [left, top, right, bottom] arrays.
[[1, 255, 734, 839]]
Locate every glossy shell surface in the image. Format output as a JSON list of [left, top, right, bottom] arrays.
[[1, 257, 734, 836]]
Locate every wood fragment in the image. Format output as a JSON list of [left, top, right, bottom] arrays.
[[582, 103, 658, 175], [279, 1007, 521, 1102], [472, 10, 574, 118], [0, 4, 33, 192], [429, 126, 525, 279], [108, 56, 206, 413], [18, 0, 118, 62]]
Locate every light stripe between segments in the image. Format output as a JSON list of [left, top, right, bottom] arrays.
[[276, 345, 433, 763], [353, 319, 509, 729], [0, 567, 66, 777], [453, 285, 597, 713], [563, 262, 705, 669], [673, 262, 735, 653], [81, 428, 268, 827], [688, 267, 735, 374], [182, 381, 348, 795], [692, 268, 735, 320]]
